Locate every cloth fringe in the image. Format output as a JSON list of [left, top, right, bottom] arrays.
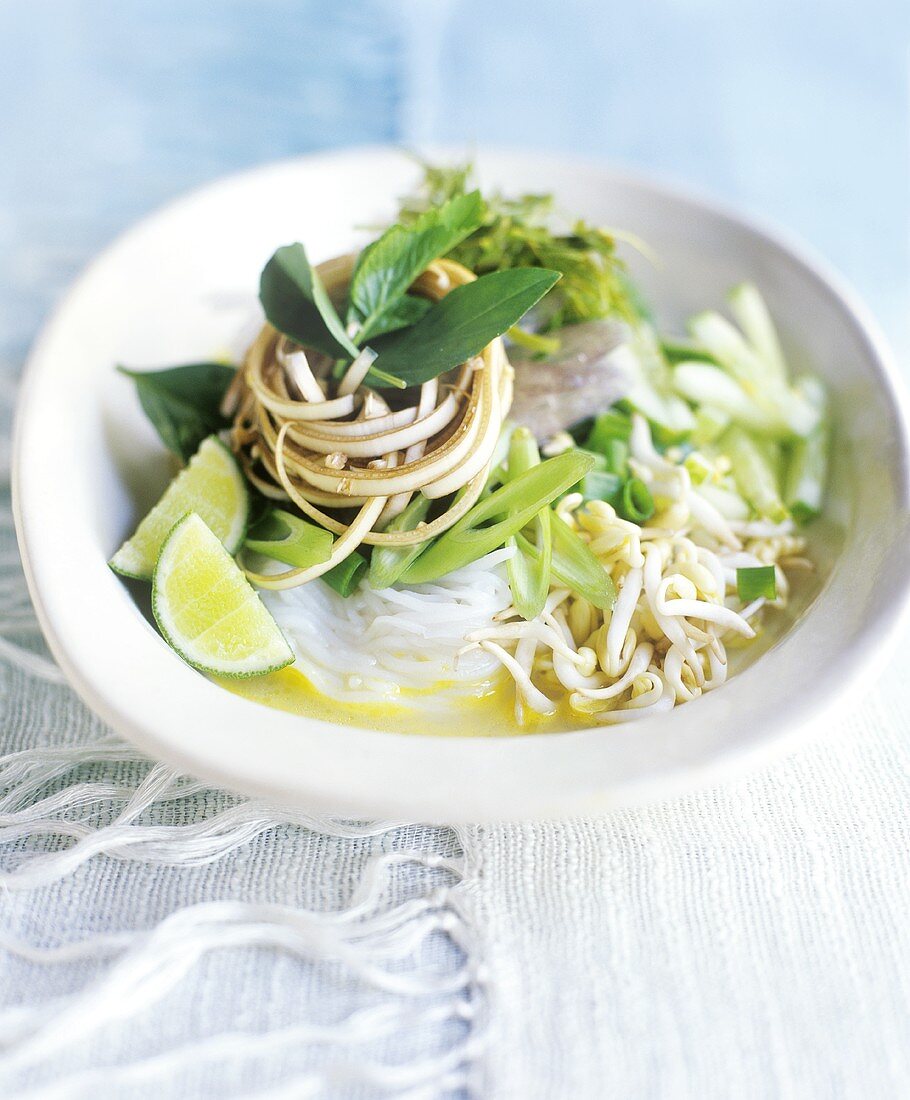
[[0, 737, 487, 1097]]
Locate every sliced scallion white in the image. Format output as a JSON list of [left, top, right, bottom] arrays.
[[721, 426, 788, 523]]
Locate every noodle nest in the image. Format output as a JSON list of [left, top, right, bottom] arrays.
[[227, 255, 513, 588]]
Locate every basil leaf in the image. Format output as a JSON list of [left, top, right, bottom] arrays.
[[118, 362, 234, 461], [360, 294, 431, 339], [368, 267, 561, 388], [259, 242, 359, 359], [348, 191, 484, 342]]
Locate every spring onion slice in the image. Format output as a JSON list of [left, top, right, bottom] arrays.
[[660, 338, 719, 366], [402, 450, 595, 583], [585, 409, 632, 452], [603, 437, 630, 475], [727, 283, 787, 382], [579, 470, 623, 504], [691, 403, 731, 446], [688, 309, 818, 438], [517, 512, 615, 610], [504, 428, 551, 620], [674, 361, 792, 438], [785, 417, 830, 524], [736, 565, 777, 602], [245, 509, 333, 569], [367, 494, 433, 589], [721, 426, 788, 523], [617, 477, 655, 524], [322, 551, 369, 597]]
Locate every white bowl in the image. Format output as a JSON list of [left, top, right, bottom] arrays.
[[13, 147, 910, 821]]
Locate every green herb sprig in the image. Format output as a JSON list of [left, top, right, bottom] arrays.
[[396, 161, 638, 332], [116, 362, 235, 461]]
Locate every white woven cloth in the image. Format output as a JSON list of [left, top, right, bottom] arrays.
[[458, 668, 910, 1097]]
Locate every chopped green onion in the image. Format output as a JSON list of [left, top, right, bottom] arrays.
[[688, 310, 761, 381], [785, 418, 829, 525], [585, 409, 632, 453], [516, 512, 615, 610], [683, 451, 714, 485], [579, 470, 623, 503], [695, 482, 750, 521], [478, 463, 507, 503], [660, 339, 719, 366], [674, 362, 793, 438], [402, 449, 595, 583], [367, 494, 433, 589], [245, 509, 332, 569], [617, 477, 655, 524], [603, 437, 629, 475], [245, 508, 368, 596], [322, 551, 369, 597], [721, 426, 788, 523], [690, 403, 731, 446], [611, 333, 695, 440], [575, 448, 607, 473], [504, 428, 551, 620], [736, 565, 777, 602], [687, 311, 819, 438], [727, 283, 787, 383]]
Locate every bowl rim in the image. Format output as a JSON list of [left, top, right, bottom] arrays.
[[12, 144, 910, 821]]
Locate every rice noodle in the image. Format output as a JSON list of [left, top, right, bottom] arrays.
[[262, 549, 515, 702]]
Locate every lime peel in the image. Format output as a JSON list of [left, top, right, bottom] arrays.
[[152, 512, 294, 678], [109, 436, 248, 581]]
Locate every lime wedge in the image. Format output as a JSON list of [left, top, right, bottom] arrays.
[[152, 513, 294, 677], [110, 436, 248, 581]]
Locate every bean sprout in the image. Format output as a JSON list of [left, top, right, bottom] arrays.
[[474, 415, 808, 724]]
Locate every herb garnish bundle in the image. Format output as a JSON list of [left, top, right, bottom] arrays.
[[258, 190, 560, 389], [396, 161, 637, 338]]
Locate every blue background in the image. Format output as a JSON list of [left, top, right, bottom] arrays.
[[1, 0, 907, 377]]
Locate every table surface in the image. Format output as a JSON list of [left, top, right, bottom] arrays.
[[1, 3, 908, 1097]]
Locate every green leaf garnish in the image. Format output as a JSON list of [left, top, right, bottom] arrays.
[[117, 362, 235, 462], [348, 191, 484, 342], [359, 294, 431, 339], [736, 565, 777, 602], [367, 267, 561, 388], [259, 243, 359, 360], [402, 449, 593, 583]]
